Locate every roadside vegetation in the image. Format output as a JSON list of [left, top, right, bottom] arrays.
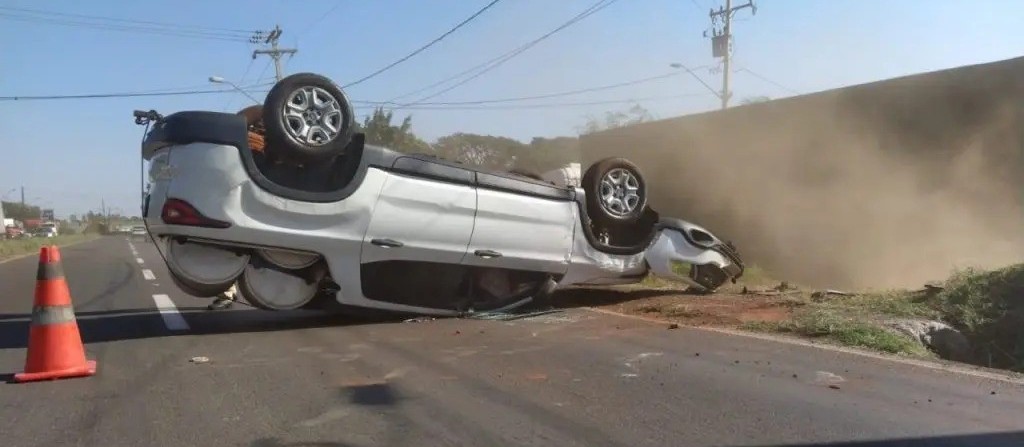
[[0, 234, 99, 261], [741, 264, 1024, 371], [592, 262, 1024, 372]]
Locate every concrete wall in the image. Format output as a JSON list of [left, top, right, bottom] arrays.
[[580, 56, 1024, 289]]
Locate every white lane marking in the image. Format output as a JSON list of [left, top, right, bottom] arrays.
[[152, 294, 190, 331], [142, 269, 156, 280], [136, 257, 145, 264]]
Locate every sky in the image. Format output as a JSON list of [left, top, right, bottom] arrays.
[[1, 0, 1023, 219]]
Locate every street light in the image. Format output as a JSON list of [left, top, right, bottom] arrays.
[[669, 63, 723, 101], [208, 75, 261, 105]]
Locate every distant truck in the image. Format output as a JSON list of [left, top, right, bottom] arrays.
[[39, 221, 58, 236]]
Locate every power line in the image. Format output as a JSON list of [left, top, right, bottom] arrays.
[[0, 82, 274, 101], [0, 12, 251, 42], [735, 66, 801, 95], [224, 58, 259, 111], [342, 0, 504, 89], [298, 1, 346, 39], [237, 59, 258, 87], [389, 0, 620, 107], [2, 68, 708, 106], [0, 5, 252, 34], [670, 62, 721, 99], [400, 0, 619, 106], [355, 93, 709, 111], [254, 60, 274, 86], [357, 70, 703, 107]]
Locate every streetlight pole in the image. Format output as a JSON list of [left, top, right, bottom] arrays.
[[669, 63, 722, 102], [209, 76, 262, 105]]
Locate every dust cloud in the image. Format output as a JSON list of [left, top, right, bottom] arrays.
[[582, 60, 1024, 290]]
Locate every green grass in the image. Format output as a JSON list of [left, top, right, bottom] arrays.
[[0, 234, 98, 261], [743, 309, 932, 356], [731, 265, 941, 356], [742, 263, 1024, 370], [927, 265, 1024, 370], [628, 259, 1024, 369], [815, 290, 941, 319], [734, 264, 776, 287]]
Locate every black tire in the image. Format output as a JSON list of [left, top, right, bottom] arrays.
[[262, 73, 356, 165], [168, 268, 234, 298], [582, 157, 648, 227], [690, 264, 729, 292]]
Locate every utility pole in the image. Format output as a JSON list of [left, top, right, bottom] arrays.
[[20, 186, 24, 205], [708, 0, 756, 110], [252, 26, 297, 82]]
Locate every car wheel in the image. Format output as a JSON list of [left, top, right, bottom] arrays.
[[236, 261, 321, 311], [690, 264, 729, 292], [582, 157, 648, 227], [262, 72, 356, 165], [168, 268, 235, 298]]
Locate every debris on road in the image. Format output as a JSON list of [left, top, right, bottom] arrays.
[[189, 356, 210, 364], [810, 289, 853, 299], [814, 371, 846, 386], [742, 281, 802, 296], [403, 317, 436, 323], [464, 308, 564, 321]]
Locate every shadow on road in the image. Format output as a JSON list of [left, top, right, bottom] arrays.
[[548, 286, 695, 309], [0, 287, 695, 350], [754, 430, 1024, 447], [0, 306, 400, 350]]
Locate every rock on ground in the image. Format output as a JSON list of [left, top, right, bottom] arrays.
[[885, 319, 972, 362]]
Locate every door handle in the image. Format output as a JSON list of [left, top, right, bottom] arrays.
[[371, 238, 404, 248], [474, 249, 502, 259]]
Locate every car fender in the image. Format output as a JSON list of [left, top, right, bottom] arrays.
[[644, 227, 732, 284]]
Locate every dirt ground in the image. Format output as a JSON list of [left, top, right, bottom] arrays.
[[552, 282, 801, 328]]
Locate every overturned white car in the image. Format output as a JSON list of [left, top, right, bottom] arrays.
[[135, 72, 743, 316]]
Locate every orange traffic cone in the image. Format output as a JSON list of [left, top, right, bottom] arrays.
[[14, 246, 97, 383]]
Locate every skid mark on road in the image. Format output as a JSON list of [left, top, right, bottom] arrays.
[[151, 294, 190, 331]]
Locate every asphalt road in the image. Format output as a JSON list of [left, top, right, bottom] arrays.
[[1, 236, 1023, 447]]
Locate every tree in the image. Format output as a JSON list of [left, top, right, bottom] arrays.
[[433, 133, 525, 171], [516, 137, 580, 174], [1, 201, 41, 221], [358, 107, 432, 154], [577, 104, 654, 135]]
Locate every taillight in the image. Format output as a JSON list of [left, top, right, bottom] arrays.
[[161, 198, 231, 228]]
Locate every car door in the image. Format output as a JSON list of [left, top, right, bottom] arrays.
[[463, 172, 576, 274], [360, 157, 477, 265]]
